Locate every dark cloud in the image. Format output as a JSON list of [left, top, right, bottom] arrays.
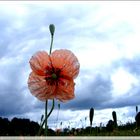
[[120, 57, 140, 76], [106, 84, 140, 109], [0, 59, 33, 116], [60, 74, 113, 110]]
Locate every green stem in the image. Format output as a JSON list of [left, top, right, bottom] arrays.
[[38, 99, 55, 136], [38, 24, 55, 136], [46, 99, 55, 119], [49, 35, 54, 55], [45, 100, 48, 136]]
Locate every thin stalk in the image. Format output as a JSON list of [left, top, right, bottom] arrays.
[[49, 35, 54, 55], [38, 99, 55, 136], [45, 100, 48, 136]]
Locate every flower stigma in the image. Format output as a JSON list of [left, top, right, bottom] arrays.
[[52, 73, 57, 79]]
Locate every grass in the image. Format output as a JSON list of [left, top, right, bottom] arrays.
[[75, 129, 140, 136]]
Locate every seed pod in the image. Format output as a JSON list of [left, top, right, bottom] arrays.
[[136, 106, 138, 114], [89, 108, 94, 127], [112, 111, 117, 128]]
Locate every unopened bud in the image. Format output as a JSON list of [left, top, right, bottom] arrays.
[[49, 24, 55, 36]]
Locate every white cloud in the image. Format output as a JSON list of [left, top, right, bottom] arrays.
[[119, 33, 140, 59], [111, 67, 139, 97], [76, 41, 121, 70]]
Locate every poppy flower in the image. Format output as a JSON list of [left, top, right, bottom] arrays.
[[28, 49, 80, 102]]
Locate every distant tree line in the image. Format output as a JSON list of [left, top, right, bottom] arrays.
[[0, 117, 57, 136], [0, 116, 138, 136], [0, 117, 41, 136]]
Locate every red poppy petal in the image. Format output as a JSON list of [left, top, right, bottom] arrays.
[[28, 72, 56, 101], [29, 51, 51, 76], [55, 78, 75, 102], [50, 49, 80, 79]]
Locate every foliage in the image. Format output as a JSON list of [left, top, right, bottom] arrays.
[[0, 116, 140, 136]]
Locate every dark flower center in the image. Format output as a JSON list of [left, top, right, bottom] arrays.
[[45, 67, 61, 85]]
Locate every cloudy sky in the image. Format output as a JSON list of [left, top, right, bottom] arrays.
[[0, 1, 140, 130]]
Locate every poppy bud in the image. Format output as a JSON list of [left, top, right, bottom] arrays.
[[136, 106, 138, 114], [49, 24, 55, 36], [89, 108, 94, 127], [112, 111, 117, 128]]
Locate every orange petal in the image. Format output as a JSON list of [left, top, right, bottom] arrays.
[[29, 51, 51, 76], [28, 72, 56, 101], [50, 49, 80, 79], [55, 78, 75, 102]]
